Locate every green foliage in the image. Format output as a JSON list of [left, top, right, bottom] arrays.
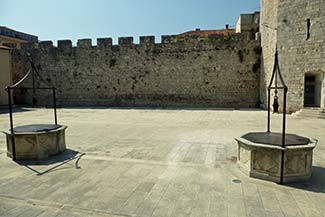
[[199, 37, 209, 42], [176, 37, 185, 42], [224, 32, 234, 41]]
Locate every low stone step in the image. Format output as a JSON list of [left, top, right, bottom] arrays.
[[294, 108, 325, 119], [301, 110, 324, 114], [297, 115, 325, 119]]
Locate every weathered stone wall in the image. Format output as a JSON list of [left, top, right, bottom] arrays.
[[260, 0, 279, 109], [261, 0, 325, 112], [0, 47, 12, 105], [12, 33, 261, 108]]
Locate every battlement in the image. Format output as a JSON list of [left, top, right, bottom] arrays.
[[11, 29, 261, 109], [97, 38, 113, 48], [118, 37, 134, 45], [77, 39, 92, 48], [58, 40, 72, 49], [40, 41, 53, 49], [18, 32, 256, 52], [140, 36, 155, 45]]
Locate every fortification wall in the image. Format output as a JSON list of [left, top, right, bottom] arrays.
[[277, 0, 325, 111], [261, 0, 325, 112], [12, 33, 261, 107]]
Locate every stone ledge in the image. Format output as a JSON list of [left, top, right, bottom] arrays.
[[235, 136, 317, 150]]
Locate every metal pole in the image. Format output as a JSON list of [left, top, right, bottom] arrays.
[[32, 62, 36, 107], [267, 88, 271, 132], [53, 87, 57, 125], [282, 89, 287, 147], [7, 87, 16, 161], [280, 88, 287, 184]]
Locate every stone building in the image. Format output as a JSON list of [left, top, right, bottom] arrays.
[[0, 46, 11, 105], [236, 11, 260, 34], [260, 0, 325, 112]]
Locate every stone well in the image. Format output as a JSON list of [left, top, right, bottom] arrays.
[[4, 124, 67, 160], [235, 132, 317, 183]]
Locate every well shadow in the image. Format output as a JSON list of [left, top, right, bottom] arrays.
[[16, 149, 85, 176], [286, 166, 325, 193]]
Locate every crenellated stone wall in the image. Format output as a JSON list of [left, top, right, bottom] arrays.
[[12, 33, 261, 108]]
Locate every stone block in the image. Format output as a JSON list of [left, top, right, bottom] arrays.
[[118, 37, 134, 46], [40, 41, 53, 50], [97, 38, 113, 48], [77, 39, 92, 48], [58, 40, 72, 49], [140, 36, 155, 45]]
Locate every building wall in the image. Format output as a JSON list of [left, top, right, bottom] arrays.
[[0, 47, 11, 105], [260, 0, 325, 112], [0, 36, 26, 49], [12, 34, 261, 108], [260, 0, 279, 109], [236, 12, 260, 33]]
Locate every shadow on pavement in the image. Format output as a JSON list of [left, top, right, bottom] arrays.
[[16, 149, 85, 176], [286, 166, 325, 193]]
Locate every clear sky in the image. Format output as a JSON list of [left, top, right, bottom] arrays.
[[0, 0, 260, 45]]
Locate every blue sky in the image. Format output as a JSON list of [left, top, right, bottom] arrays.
[[0, 0, 260, 45]]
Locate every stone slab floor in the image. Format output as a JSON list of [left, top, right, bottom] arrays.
[[0, 107, 325, 217]]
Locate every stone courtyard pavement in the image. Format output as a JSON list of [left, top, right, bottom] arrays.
[[0, 107, 325, 217]]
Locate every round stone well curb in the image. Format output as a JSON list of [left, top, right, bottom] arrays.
[[4, 125, 67, 160]]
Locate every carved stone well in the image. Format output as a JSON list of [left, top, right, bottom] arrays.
[[235, 132, 317, 183], [235, 50, 317, 184], [4, 124, 67, 160], [4, 57, 67, 161]]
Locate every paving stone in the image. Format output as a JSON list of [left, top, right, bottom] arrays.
[[0, 108, 325, 217]]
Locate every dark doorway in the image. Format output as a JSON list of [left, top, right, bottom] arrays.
[[304, 75, 321, 107]]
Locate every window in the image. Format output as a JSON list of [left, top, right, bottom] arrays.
[[306, 19, 311, 40]]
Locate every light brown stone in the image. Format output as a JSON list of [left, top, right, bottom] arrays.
[[4, 125, 67, 160]]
